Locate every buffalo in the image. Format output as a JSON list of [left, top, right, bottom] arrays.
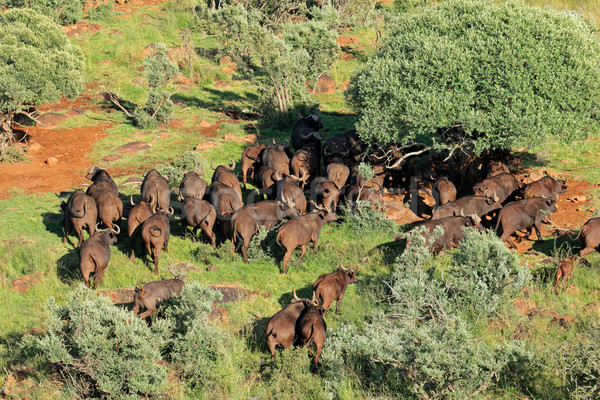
[[554, 255, 577, 292], [276, 174, 307, 214], [524, 174, 567, 199], [313, 267, 357, 315], [262, 142, 290, 177], [276, 207, 338, 274], [265, 290, 310, 357], [178, 168, 207, 201], [570, 217, 600, 257], [79, 225, 119, 288], [431, 195, 502, 220], [61, 189, 98, 247], [140, 209, 173, 274], [290, 142, 320, 185], [255, 166, 282, 196], [405, 213, 482, 251], [231, 199, 300, 262], [133, 279, 185, 320], [326, 162, 350, 190], [473, 173, 522, 204], [495, 196, 558, 249], [210, 159, 242, 204], [141, 169, 171, 213], [95, 189, 123, 233], [432, 177, 457, 208], [311, 177, 340, 214], [180, 197, 217, 247], [295, 292, 327, 366], [127, 196, 154, 260], [85, 165, 118, 198], [241, 143, 266, 189], [322, 130, 360, 165], [291, 114, 323, 152]]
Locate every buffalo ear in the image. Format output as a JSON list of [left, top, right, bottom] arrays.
[[60, 201, 66, 211]]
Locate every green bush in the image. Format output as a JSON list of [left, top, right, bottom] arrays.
[[155, 150, 206, 188], [246, 225, 280, 263], [342, 201, 396, 236], [3, 0, 85, 25], [0, 8, 84, 161], [21, 286, 167, 399], [87, 2, 114, 20], [448, 228, 531, 315], [348, 0, 600, 153]]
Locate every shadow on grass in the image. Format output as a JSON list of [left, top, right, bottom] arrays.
[[56, 248, 80, 284], [41, 210, 66, 242], [172, 88, 259, 111]]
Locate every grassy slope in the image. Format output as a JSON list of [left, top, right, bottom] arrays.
[[0, 0, 599, 398]]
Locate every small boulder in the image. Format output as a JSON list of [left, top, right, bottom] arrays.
[[315, 74, 336, 94], [28, 142, 42, 152], [37, 113, 69, 129], [116, 141, 151, 154], [45, 157, 58, 166]]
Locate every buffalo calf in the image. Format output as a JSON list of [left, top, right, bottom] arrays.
[[79, 226, 119, 288], [127, 197, 154, 261], [295, 292, 327, 366], [140, 210, 172, 274], [554, 255, 577, 292], [313, 267, 357, 315], [265, 290, 310, 357], [133, 279, 185, 320]]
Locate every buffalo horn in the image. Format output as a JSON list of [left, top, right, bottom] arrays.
[[492, 190, 500, 203], [103, 160, 110, 170], [178, 164, 186, 175], [95, 222, 102, 231], [310, 114, 319, 122], [553, 193, 559, 202], [210, 159, 216, 170], [342, 143, 351, 157], [323, 146, 332, 156], [112, 224, 121, 235], [339, 263, 348, 271], [169, 206, 175, 216], [274, 170, 282, 181], [293, 289, 300, 301], [87, 165, 95, 175], [299, 169, 308, 183], [130, 195, 135, 206], [541, 193, 548, 199], [460, 208, 465, 217], [311, 291, 318, 305], [272, 138, 276, 145], [228, 159, 236, 171]]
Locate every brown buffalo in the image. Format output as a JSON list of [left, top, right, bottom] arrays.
[[554, 255, 577, 292], [311, 177, 340, 214], [133, 279, 185, 320], [95, 189, 123, 232], [432, 177, 457, 208], [210, 159, 242, 204], [262, 142, 290, 176], [61, 189, 98, 247], [79, 225, 119, 288], [178, 169, 207, 201], [231, 199, 300, 262], [85, 165, 118, 198], [495, 196, 557, 249], [431, 195, 502, 220], [326, 162, 350, 190], [180, 197, 217, 247], [276, 208, 338, 274], [255, 166, 282, 197], [295, 292, 327, 366], [473, 173, 522, 204], [570, 217, 600, 257], [405, 213, 482, 251], [485, 160, 510, 177], [313, 267, 357, 315], [524, 175, 567, 199], [345, 185, 381, 209], [291, 142, 320, 185], [127, 196, 154, 261], [140, 210, 173, 274], [276, 174, 307, 214], [265, 290, 310, 357], [241, 143, 266, 188], [141, 169, 171, 213]]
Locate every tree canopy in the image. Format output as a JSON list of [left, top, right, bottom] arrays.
[[347, 0, 600, 153]]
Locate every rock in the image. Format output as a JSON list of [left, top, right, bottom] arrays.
[[385, 203, 422, 225], [98, 289, 135, 305], [529, 307, 559, 320], [209, 305, 229, 325], [116, 141, 151, 154], [168, 118, 186, 128], [37, 112, 69, 129], [337, 35, 359, 46], [66, 108, 85, 118], [11, 272, 43, 293], [223, 133, 258, 144], [211, 283, 259, 303], [195, 141, 216, 151], [110, 30, 123, 35], [45, 157, 58, 166], [550, 314, 574, 328], [315, 74, 336, 94], [199, 120, 212, 128], [513, 299, 536, 315], [167, 46, 189, 68], [27, 142, 42, 151], [101, 154, 123, 162], [567, 196, 586, 203], [585, 300, 600, 316], [560, 158, 571, 163]]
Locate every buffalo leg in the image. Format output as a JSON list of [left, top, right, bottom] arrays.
[[201, 222, 216, 248], [501, 232, 517, 249], [282, 248, 293, 274], [335, 294, 344, 314], [153, 247, 160, 274], [242, 237, 250, 263], [299, 245, 307, 263], [163, 239, 169, 252], [314, 344, 322, 366], [533, 219, 543, 241], [138, 309, 154, 320], [580, 247, 595, 257], [94, 266, 107, 288]]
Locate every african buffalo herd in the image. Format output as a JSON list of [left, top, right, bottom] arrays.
[[61, 114, 598, 364]]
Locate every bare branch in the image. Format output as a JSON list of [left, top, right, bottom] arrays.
[[16, 110, 47, 127], [100, 86, 134, 118], [386, 147, 432, 170]]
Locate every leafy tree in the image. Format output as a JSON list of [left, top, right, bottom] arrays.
[[0, 8, 84, 161], [210, 4, 340, 121], [2, 0, 85, 25], [347, 0, 600, 153]]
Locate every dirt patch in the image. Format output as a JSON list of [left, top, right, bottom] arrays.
[[338, 35, 359, 46], [99, 288, 135, 306], [117, 141, 152, 154], [11, 272, 44, 293]]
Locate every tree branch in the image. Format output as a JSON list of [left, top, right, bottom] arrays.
[[100, 86, 134, 118]]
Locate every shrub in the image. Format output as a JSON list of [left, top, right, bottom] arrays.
[[155, 150, 206, 188], [87, 2, 114, 20], [246, 225, 280, 263], [0, 8, 85, 162], [448, 228, 531, 315], [347, 0, 600, 153], [3, 0, 85, 25], [21, 286, 167, 399], [133, 43, 178, 128], [342, 201, 396, 236]]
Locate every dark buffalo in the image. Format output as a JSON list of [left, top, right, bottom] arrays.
[[295, 292, 327, 366], [95, 189, 123, 232], [291, 114, 323, 152], [432, 177, 457, 208], [473, 173, 522, 204], [85, 165, 118, 198], [180, 197, 217, 247], [484, 160, 510, 178], [79, 225, 119, 288], [127, 196, 154, 261], [431, 195, 502, 220], [570, 217, 600, 257], [405, 214, 482, 251], [265, 290, 310, 357], [140, 210, 172, 274], [141, 169, 171, 212], [276, 174, 307, 214], [231, 199, 300, 262], [323, 131, 361, 165], [326, 162, 350, 190], [290, 142, 320, 184], [524, 175, 567, 199], [206, 181, 243, 216], [133, 279, 185, 320], [495, 196, 558, 249], [241, 143, 266, 188], [262, 142, 290, 176], [61, 189, 98, 247], [210, 159, 242, 204], [313, 267, 357, 315], [178, 168, 207, 201], [276, 208, 338, 274]]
